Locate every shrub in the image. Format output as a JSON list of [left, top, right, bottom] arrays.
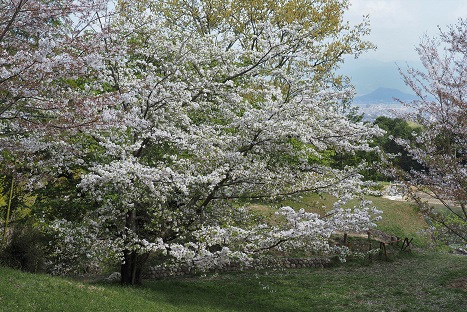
[[1, 224, 50, 273]]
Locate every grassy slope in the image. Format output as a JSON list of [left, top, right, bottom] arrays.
[[252, 194, 429, 245], [1, 252, 466, 312]]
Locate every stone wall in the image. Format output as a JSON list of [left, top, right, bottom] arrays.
[[146, 257, 331, 279]]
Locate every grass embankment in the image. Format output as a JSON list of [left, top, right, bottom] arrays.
[[1, 252, 466, 311], [251, 194, 429, 246]]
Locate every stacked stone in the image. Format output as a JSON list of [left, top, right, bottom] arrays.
[[278, 258, 330, 269], [146, 264, 195, 279], [146, 257, 331, 279]]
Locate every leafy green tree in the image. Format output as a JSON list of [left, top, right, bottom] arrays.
[[373, 116, 422, 173]]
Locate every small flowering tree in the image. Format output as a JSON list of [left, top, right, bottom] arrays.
[[397, 19, 466, 245]]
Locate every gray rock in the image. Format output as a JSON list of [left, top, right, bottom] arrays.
[[106, 272, 121, 282]]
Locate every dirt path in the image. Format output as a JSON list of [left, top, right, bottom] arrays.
[[383, 191, 453, 207]]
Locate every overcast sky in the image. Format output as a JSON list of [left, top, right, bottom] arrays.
[[345, 0, 467, 62], [339, 0, 466, 95]]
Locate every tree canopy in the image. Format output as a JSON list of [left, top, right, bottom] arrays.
[[1, 0, 383, 285]]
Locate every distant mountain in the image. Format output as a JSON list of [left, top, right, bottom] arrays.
[[338, 58, 423, 96], [353, 87, 418, 105]]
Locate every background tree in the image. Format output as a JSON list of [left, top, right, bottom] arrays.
[[0, 0, 116, 176], [0, 0, 117, 272], [0, 1, 111, 133], [373, 116, 422, 176], [397, 19, 466, 245], [331, 115, 422, 182]]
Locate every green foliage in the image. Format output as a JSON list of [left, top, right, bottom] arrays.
[[1, 176, 29, 219], [373, 116, 422, 173], [31, 172, 95, 223], [331, 116, 423, 181]]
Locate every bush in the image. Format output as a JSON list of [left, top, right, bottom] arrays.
[[1, 224, 50, 273]]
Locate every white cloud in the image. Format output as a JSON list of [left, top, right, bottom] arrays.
[[345, 0, 466, 61]]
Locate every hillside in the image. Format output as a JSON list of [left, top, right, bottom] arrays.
[[1, 194, 465, 311], [1, 252, 466, 311]]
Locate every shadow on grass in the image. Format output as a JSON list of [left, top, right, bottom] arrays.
[[2, 253, 466, 312], [120, 275, 308, 312], [94, 268, 353, 312], [105, 252, 467, 312], [4, 252, 453, 312]]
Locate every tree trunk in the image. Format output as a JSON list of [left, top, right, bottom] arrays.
[[120, 209, 150, 285], [120, 250, 148, 285]]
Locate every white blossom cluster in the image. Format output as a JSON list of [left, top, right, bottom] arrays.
[[2, 1, 385, 274]]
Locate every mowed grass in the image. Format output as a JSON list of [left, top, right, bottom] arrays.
[[365, 196, 429, 245], [1, 252, 466, 312]]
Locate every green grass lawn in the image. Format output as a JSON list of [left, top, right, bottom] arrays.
[[1, 252, 466, 312], [1, 191, 461, 311]]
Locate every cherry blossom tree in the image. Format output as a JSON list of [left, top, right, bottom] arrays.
[[0, 0, 120, 272], [43, 0, 383, 285], [0, 0, 116, 176], [396, 19, 466, 245], [1, 1, 383, 284]]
